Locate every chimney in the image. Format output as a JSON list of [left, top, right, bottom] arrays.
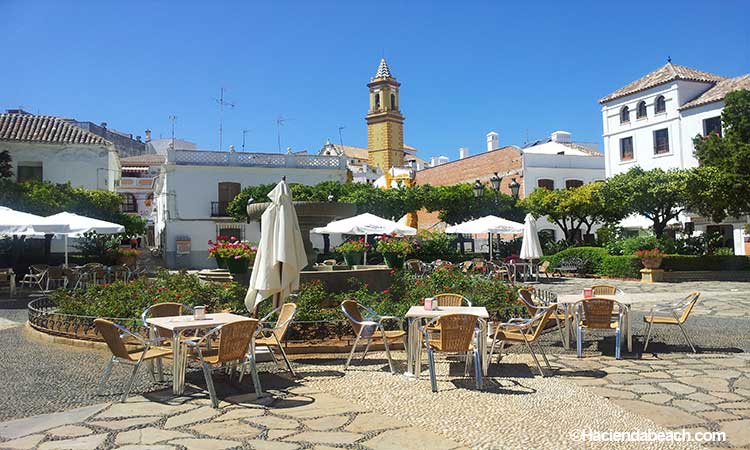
[[145, 129, 152, 142], [430, 156, 439, 167], [551, 131, 572, 143], [459, 147, 470, 159], [486, 132, 499, 152], [136, 136, 142, 142], [100, 122, 107, 130]]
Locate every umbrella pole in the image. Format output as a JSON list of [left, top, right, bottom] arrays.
[[64, 235, 69, 267], [363, 233, 367, 266], [489, 233, 493, 261], [274, 261, 283, 309]]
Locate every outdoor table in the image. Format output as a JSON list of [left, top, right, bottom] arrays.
[[556, 294, 645, 353], [404, 305, 489, 379], [146, 312, 248, 395], [511, 261, 538, 282]]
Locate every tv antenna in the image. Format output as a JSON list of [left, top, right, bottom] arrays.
[[276, 116, 293, 153], [169, 115, 177, 149], [338, 126, 346, 148], [241, 129, 253, 152], [215, 87, 235, 150]]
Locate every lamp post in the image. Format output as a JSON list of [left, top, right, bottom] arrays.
[[509, 178, 521, 199], [489, 172, 503, 204], [473, 179, 484, 198]]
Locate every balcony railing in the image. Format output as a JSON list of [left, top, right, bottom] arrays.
[[211, 202, 230, 217], [173, 150, 347, 170]]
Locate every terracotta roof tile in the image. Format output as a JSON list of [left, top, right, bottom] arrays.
[[599, 63, 726, 103], [120, 154, 166, 165], [680, 75, 750, 110], [0, 113, 109, 145]]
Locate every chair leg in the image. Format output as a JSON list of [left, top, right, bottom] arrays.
[[427, 349, 437, 393], [576, 326, 583, 358], [643, 322, 653, 352], [276, 343, 296, 377], [97, 357, 116, 395], [523, 338, 545, 377], [678, 323, 697, 353], [121, 361, 142, 402], [156, 358, 164, 382], [147, 360, 157, 382], [536, 342, 552, 370], [496, 341, 506, 363], [464, 352, 471, 377], [345, 331, 363, 370], [473, 347, 483, 390], [201, 363, 219, 408], [361, 338, 373, 361], [615, 329, 622, 360], [247, 355, 263, 398], [381, 327, 395, 375]]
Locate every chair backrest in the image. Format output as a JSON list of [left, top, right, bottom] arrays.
[[143, 302, 192, 338], [433, 314, 478, 353], [539, 260, 550, 272], [30, 264, 49, 274], [94, 319, 132, 360], [111, 265, 130, 281], [217, 319, 259, 364], [591, 284, 617, 296], [679, 292, 701, 323], [517, 288, 539, 316], [528, 305, 558, 341], [459, 261, 473, 272], [272, 303, 297, 342], [341, 300, 365, 335], [405, 259, 424, 273], [579, 298, 618, 329], [434, 293, 471, 307]]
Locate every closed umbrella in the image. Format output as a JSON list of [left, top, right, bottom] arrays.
[[445, 215, 523, 260], [245, 178, 308, 311], [519, 213, 544, 282]]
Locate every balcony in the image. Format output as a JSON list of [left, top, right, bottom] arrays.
[[211, 202, 230, 217]]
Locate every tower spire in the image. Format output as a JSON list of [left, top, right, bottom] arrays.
[[374, 58, 393, 79]]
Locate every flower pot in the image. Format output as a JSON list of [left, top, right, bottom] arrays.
[[214, 256, 228, 269], [383, 253, 404, 269], [641, 256, 663, 269], [226, 257, 250, 274], [343, 252, 363, 266]]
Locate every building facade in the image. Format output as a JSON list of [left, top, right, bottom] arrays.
[[0, 112, 120, 191], [600, 62, 750, 254], [367, 58, 405, 172], [154, 147, 348, 268]]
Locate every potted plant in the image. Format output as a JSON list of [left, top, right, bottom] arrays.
[[208, 236, 257, 273], [375, 234, 416, 269], [117, 248, 139, 267], [635, 248, 664, 269], [336, 238, 369, 266]]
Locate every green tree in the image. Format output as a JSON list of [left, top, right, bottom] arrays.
[[0, 150, 12, 179], [422, 183, 523, 225], [692, 89, 750, 220], [602, 167, 691, 238]]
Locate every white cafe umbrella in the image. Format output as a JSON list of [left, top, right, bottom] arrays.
[[40, 212, 125, 266], [245, 179, 308, 311], [311, 213, 417, 263], [445, 215, 523, 260], [0, 206, 70, 235], [519, 213, 544, 260]]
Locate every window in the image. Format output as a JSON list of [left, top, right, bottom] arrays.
[[214, 182, 241, 216], [121, 193, 137, 213], [375, 93, 381, 109], [653, 128, 670, 154], [390, 93, 396, 110], [636, 101, 647, 119], [620, 106, 630, 123], [565, 179, 583, 189], [16, 163, 42, 182], [619, 136, 634, 161], [537, 179, 555, 190], [703, 116, 722, 137], [655, 95, 666, 113]]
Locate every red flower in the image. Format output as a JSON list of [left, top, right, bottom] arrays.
[[175, 293, 181, 299], [389, 269, 396, 275], [415, 279, 421, 285], [382, 289, 390, 294], [364, 283, 369, 288]]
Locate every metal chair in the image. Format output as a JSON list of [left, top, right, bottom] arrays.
[[419, 313, 484, 392], [341, 300, 406, 374], [256, 303, 297, 376], [574, 298, 626, 359], [405, 259, 428, 276], [489, 305, 557, 376], [186, 319, 263, 408], [20, 264, 48, 292], [643, 292, 701, 353], [517, 289, 567, 347], [110, 265, 131, 282], [44, 266, 66, 291], [94, 319, 171, 402]]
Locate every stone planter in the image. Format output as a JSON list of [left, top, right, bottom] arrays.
[[342, 252, 363, 266], [382, 253, 404, 269], [641, 257, 663, 269]]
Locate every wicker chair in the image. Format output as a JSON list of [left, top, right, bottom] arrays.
[[643, 292, 701, 353], [489, 305, 557, 376], [142, 302, 194, 340], [574, 298, 626, 359], [341, 300, 406, 374], [256, 303, 297, 376], [405, 259, 427, 276], [517, 289, 567, 347], [433, 293, 472, 307], [45, 266, 66, 291], [63, 268, 83, 290], [186, 319, 263, 408], [591, 284, 623, 296], [94, 319, 172, 402], [110, 265, 131, 282], [486, 261, 513, 283], [459, 261, 474, 273], [419, 314, 484, 392]]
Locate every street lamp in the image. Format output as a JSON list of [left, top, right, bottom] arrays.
[[473, 179, 484, 198], [490, 172, 502, 192], [509, 178, 520, 199], [327, 194, 335, 203]]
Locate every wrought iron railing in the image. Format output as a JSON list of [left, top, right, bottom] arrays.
[[210, 201, 230, 217], [174, 150, 347, 170]]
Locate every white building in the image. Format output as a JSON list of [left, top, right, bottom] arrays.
[[600, 62, 750, 254], [154, 147, 348, 268], [0, 112, 120, 191], [317, 140, 428, 184]]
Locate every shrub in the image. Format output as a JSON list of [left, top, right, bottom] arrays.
[[335, 238, 370, 254], [375, 234, 417, 257], [545, 247, 609, 274], [412, 230, 457, 262], [600, 256, 642, 278], [662, 255, 750, 271]]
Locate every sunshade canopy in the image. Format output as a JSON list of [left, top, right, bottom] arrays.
[[0, 206, 70, 234], [445, 215, 523, 234], [311, 213, 417, 236], [43, 212, 124, 237]]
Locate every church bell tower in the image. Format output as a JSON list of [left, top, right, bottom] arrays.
[[366, 58, 405, 171]]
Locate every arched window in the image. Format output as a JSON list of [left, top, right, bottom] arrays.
[[620, 106, 630, 123], [375, 93, 381, 109], [390, 93, 396, 110], [655, 95, 666, 113], [537, 179, 555, 190], [565, 179, 583, 189], [636, 101, 647, 119], [121, 193, 137, 213]]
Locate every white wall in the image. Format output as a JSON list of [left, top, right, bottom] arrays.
[[1, 142, 118, 190], [680, 101, 725, 157]]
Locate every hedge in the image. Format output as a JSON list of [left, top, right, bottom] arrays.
[[662, 255, 750, 272], [600, 256, 642, 278], [544, 247, 609, 274]]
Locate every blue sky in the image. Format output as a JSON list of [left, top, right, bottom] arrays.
[[2, 1, 748, 160]]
